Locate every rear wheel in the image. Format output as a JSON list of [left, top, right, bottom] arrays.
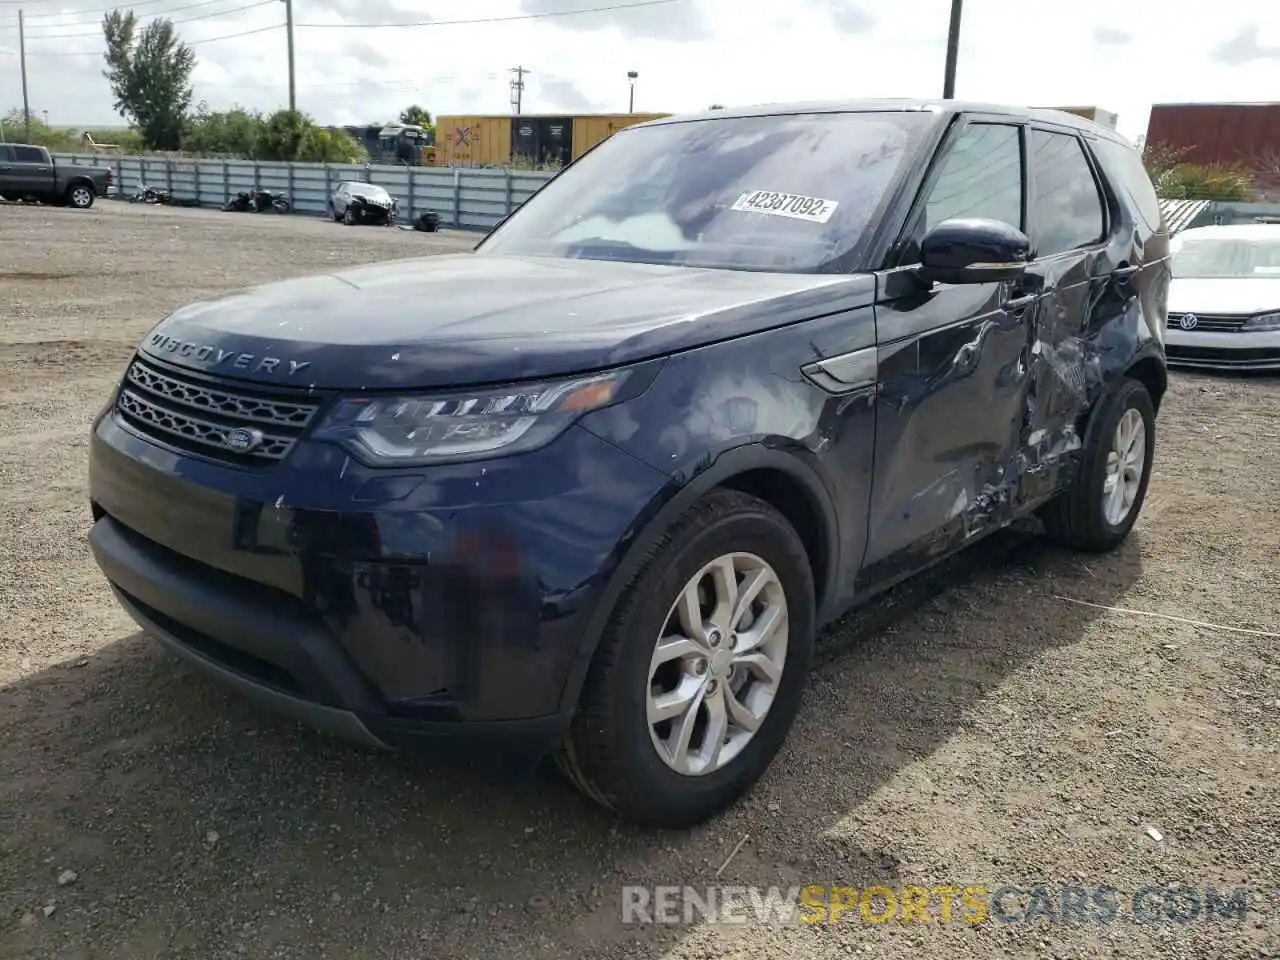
[[66, 183, 95, 209], [555, 489, 816, 827], [1040, 377, 1155, 551]]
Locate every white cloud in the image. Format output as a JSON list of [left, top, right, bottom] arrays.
[[0, 0, 1274, 140]]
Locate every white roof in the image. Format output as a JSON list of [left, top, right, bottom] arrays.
[[1177, 223, 1280, 241]]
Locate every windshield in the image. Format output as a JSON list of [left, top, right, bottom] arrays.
[[352, 184, 390, 199], [1171, 234, 1280, 279], [478, 111, 934, 273]]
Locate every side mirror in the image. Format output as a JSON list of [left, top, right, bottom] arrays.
[[918, 217, 1031, 285]]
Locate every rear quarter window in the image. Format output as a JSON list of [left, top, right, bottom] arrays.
[[12, 146, 45, 162], [1091, 137, 1162, 234]]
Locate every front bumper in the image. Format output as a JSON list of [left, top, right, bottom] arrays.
[[88, 403, 671, 753], [1164, 327, 1280, 371], [349, 201, 394, 222]]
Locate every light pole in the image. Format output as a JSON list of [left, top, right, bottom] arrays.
[[627, 71, 638, 113], [280, 0, 296, 113], [942, 0, 962, 99]]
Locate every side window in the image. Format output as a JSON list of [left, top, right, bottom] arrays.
[[1091, 137, 1162, 234], [922, 122, 1023, 234], [12, 146, 45, 163], [1029, 130, 1105, 256], [0, 146, 11, 163]]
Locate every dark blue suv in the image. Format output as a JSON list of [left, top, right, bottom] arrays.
[[88, 101, 1169, 827]]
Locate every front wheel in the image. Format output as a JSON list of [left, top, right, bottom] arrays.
[[556, 488, 816, 827], [273, 198, 290, 213], [1040, 377, 1156, 552], [66, 184, 95, 209]]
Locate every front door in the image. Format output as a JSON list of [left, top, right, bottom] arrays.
[[859, 117, 1042, 592], [8, 145, 53, 195], [0, 146, 16, 195]]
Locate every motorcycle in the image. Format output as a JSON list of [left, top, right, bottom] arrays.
[[222, 188, 291, 214], [129, 183, 171, 205]]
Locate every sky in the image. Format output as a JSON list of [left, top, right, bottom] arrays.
[[1, 0, 1278, 140]]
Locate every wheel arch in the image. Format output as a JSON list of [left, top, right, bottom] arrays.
[[1125, 353, 1168, 414], [556, 443, 840, 715]]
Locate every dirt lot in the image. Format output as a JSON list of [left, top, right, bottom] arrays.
[[1, 201, 1277, 960]]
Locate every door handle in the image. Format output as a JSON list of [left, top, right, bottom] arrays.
[[1003, 293, 1038, 312]]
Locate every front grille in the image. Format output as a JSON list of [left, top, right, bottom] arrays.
[[1166, 312, 1248, 333], [115, 355, 323, 465]]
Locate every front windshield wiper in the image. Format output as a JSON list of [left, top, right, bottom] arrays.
[[562, 239, 679, 265]]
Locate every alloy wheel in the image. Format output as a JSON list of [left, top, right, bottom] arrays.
[[1103, 407, 1146, 526], [646, 552, 788, 776]]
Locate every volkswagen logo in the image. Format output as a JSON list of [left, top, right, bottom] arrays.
[[225, 427, 264, 452], [1179, 313, 1199, 331]]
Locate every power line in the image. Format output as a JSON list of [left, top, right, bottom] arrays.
[[1, 0, 687, 56], [13, 0, 245, 17], [19, 0, 276, 40], [296, 0, 683, 29], [19, 0, 259, 32], [0, 21, 281, 55]]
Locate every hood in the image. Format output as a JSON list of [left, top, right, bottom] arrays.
[[353, 188, 392, 206], [140, 253, 876, 390], [1167, 277, 1280, 316]]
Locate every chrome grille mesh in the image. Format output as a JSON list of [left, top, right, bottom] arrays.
[[114, 356, 321, 464], [1166, 313, 1248, 333]]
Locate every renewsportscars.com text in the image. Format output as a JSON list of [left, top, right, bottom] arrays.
[[620, 884, 1255, 926]]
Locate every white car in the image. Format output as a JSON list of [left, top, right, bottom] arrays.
[[327, 180, 397, 226], [1165, 223, 1280, 371]]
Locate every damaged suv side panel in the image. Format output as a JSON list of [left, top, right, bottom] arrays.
[[859, 112, 1169, 595]]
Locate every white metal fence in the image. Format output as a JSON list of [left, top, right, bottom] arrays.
[[51, 153, 559, 230]]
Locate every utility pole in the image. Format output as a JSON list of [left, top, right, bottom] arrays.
[[942, 0, 962, 99], [18, 10, 31, 140], [627, 71, 637, 113], [281, 0, 296, 113], [508, 66, 529, 114]]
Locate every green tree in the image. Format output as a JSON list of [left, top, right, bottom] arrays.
[[0, 109, 78, 150], [297, 127, 366, 164], [101, 10, 195, 150], [1142, 140, 1256, 201], [182, 103, 265, 157], [257, 108, 311, 161], [399, 105, 431, 127]]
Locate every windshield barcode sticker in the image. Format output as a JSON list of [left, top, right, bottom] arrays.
[[731, 190, 839, 223]]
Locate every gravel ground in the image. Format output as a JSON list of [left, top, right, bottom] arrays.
[[1, 201, 1277, 960]]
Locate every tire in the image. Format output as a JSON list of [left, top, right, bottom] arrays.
[[343, 206, 356, 226], [66, 183, 95, 209], [329, 202, 342, 222], [555, 488, 816, 827], [1040, 377, 1156, 552], [273, 199, 290, 213]]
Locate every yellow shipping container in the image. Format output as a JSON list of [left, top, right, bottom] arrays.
[[434, 116, 513, 167], [433, 113, 672, 167], [571, 113, 670, 161]]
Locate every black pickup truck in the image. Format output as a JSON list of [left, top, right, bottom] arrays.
[[0, 143, 113, 208]]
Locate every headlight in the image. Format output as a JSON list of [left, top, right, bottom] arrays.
[[1242, 312, 1280, 332], [313, 370, 630, 466]]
